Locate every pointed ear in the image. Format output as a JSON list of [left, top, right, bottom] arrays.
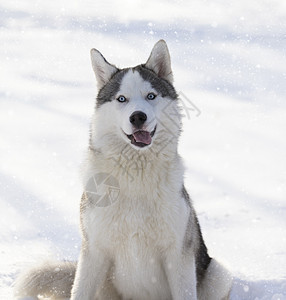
[[90, 49, 119, 89], [145, 40, 173, 83]]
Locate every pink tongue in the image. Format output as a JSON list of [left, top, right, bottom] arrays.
[[133, 131, 152, 145]]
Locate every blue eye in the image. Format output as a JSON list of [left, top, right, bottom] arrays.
[[117, 95, 127, 102], [147, 93, 156, 100]]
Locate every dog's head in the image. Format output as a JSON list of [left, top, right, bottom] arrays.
[[89, 40, 181, 157]]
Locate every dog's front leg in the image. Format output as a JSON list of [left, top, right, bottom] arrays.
[[164, 250, 197, 300], [71, 246, 111, 300]]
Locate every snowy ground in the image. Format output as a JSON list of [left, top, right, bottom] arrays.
[[0, 0, 286, 299]]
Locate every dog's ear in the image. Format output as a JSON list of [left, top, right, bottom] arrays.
[[90, 49, 119, 89], [145, 40, 173, 83]]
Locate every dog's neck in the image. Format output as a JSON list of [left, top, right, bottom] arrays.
[[83, 143, 184, 198]]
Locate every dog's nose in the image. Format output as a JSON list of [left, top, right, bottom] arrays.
[[129, 111, 147, 129]]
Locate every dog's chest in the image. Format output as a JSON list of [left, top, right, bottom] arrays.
[[113, 245, 172, 299], [86, 196, 181, 299], [88, 195, 179, 250], [110, 212, 173, 299]]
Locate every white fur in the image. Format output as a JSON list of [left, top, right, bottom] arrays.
[[116, 70, 157, 136], [198, 259, 233, 300]]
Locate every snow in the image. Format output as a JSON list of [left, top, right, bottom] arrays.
[[0, 0, 285, 299]]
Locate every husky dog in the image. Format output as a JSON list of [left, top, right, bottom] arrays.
[[15, 40, 232, 300]]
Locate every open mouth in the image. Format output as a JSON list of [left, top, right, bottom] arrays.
[[125, 126, 157, 148]]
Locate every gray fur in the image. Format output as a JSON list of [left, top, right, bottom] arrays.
[[182, 186, 212, 285], [14, 261, 76, 299], [134, 65, 178, 99], [96, 68, 129, 108], [96, 65, 177, 108]]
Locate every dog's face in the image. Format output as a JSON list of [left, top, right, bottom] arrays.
[[107, 69, 158, 149], [90, 40, 180, 154]]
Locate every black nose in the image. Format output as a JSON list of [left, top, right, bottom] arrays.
[[129, 111, 147, 129]]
